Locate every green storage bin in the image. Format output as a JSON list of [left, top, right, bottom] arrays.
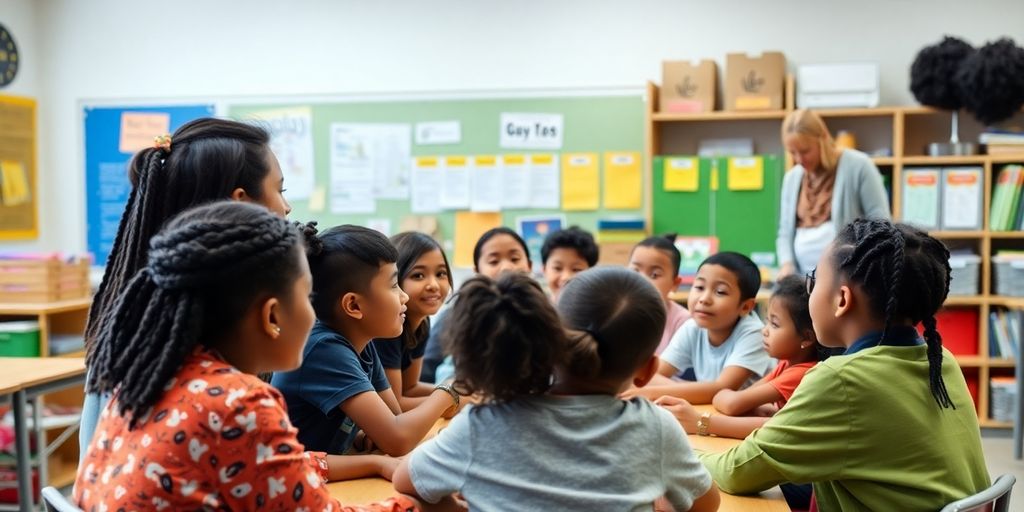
[[0, 321, 41, 357]]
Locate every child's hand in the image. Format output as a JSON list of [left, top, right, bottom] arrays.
[[654, 396, 700, 434], [352, 430, 376, 453], [653, 495, 677, 512], [376, 455, 402, 481]]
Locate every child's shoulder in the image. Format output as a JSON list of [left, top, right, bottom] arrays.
[[728, 312, 764, 339]]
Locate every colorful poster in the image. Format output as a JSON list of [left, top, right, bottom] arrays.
[[328, 123, 376, 214], [242, 106, 316, 201], [517, 214, 566, 274]]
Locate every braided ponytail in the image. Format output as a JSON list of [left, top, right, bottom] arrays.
[[85, 118, 274, 362], [87, 201, 304, 426], [833, 219, 955, 409]]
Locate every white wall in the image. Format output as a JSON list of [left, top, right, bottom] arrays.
[[14, 0, 1024, 251]]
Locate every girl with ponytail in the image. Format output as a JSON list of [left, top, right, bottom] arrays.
[[702, 218, 990, 511], [76, 202, 416, 511], [393, 268, 719, 511]]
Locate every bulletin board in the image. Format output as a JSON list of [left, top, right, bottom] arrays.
[[227, 94, 644, 267], [0, 94, 37, 240]]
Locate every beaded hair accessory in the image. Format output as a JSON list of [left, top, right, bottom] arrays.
[[153, 134, 172, 152]]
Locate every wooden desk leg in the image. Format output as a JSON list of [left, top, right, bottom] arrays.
[[12, 390, 34, 512]]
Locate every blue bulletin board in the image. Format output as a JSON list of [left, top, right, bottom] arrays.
[[83, 104, 214, 265]]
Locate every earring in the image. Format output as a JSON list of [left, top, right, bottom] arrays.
[[801, 343, 810, 349], [273, 325, 281, 335]]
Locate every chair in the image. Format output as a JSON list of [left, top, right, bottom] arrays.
[[941, 474, 1016, 512], [40, 486, 83, 512]]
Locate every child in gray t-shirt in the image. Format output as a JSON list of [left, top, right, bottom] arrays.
[[393, 268, 720, 512]]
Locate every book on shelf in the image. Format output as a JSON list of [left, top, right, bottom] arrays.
[[990, 166, 1024, 231], [940, 167, 983, 230], [900, 168, 941, 230]]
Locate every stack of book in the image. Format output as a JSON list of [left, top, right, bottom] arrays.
[[981, 130, 1024, 155], [989, 165, 1024, 231], [988, 309, 1021, 359], [990, 376, 1017, 423], [594, 218, 645, 266]]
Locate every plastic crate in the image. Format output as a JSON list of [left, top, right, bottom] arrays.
[[948, 254, 981, 296], [993, 255, 1024, 297], [0, 321, 40, 357]]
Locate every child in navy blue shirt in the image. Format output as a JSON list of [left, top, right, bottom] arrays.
[[272, 224, 459, 482]]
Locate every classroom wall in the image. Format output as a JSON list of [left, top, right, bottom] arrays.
[[9, 0, 1024, 252], [1, 0, 43, 251]]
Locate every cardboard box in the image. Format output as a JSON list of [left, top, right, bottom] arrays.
[[661, 60, 717, 113], [797, 62, 879, 108], [724, 52, 786, 111]]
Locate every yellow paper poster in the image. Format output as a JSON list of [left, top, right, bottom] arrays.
[[119, 112, 170, 153], [665, 157, 699, 192], [561, 153, 599, 211], [0, 160, 29, 206], [603, 152, 642, 209], [727, 156, 764, 191], [454, 211, 503, 268]]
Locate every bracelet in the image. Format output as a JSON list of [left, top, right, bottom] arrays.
[[697, 411, 712, 436], [434, 383, 460, 408]]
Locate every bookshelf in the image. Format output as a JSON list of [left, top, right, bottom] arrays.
[[645, 79, 1024, 427], [0, 299, 90, 490]]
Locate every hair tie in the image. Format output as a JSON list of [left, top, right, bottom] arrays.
[[153, 134, 172, 152]]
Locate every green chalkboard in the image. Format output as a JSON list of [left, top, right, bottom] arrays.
[[228, 95, 643, 266]]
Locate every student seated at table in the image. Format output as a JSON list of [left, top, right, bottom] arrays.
[[76, 202, 414, 511], [700, 219, 990, 511], [272, 224, 459, 480], [623, 252, 772, 404], [394, 268, 720, 511]]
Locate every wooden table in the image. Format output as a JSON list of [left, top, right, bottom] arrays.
[[0, 357, 87, 512], [327, 406, 789, 511]]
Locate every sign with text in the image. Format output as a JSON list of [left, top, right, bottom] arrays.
[[499, 112, 563, 150]]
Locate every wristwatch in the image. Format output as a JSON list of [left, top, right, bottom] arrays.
[[434, 383, 460, 408], [697, 411, 712, 436]]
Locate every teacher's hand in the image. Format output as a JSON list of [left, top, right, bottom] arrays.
[[777, 262, 796, 280]]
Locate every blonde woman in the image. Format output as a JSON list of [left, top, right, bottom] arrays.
[[776, 109, 891, 278]]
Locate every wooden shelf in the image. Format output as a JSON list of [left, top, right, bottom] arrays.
[[955, 355, 987, 368], [990, 231, 1024, 239], [652, 110, 787, 122], [987, 154, 1024, 164], [902, 155, 988, 165], [980, 419, 1014, 429], [989, 358, 1018, 368], [814, 107, 900, 118], [645, 98, 1022, 429], [0, 298, 92, 315], [56, 349, 86, 358], [989, 296, 1024, 308], [929, 230, 985, 239]]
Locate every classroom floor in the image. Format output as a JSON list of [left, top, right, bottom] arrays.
[[982, 432, 1024, 511]]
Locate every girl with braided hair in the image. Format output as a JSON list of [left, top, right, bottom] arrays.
[[74, 202, 422, 512], [80, 118, 293, 458], [394, 268, 719, 511], [702, 218, 990, 511]]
